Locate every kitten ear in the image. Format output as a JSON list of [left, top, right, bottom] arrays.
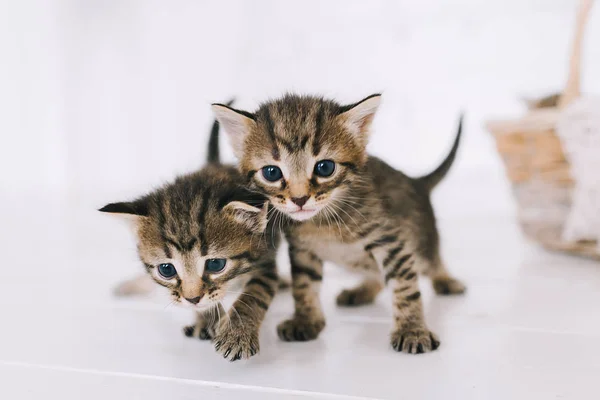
[[211, 103, 256, 160], [337, 94, 381, 140], [224, 201, 268, 233], [98, 200, 149, 223]]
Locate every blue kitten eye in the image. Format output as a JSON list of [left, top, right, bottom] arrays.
[[205, 258, 226, 273], [158, 263, 177, 279], [261, 165, 283, 182], [314, 160, 335, 177]]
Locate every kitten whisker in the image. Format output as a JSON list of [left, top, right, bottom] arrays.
[[327, 203, 351, 235], [331, 199, 367, 231], [163, 300, 176, 310], [329, 199, 360, 225], [323, 205, 343, 237]]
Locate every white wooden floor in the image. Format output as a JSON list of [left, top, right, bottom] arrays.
[[1, 168, 599, 400]]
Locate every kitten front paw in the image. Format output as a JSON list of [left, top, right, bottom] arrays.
[[277, 317, 325, 341], [183, 324, 214, 340], [213, 325, 259, 362], [390, 328, 440, 354]]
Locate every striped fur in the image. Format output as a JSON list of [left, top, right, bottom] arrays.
[[213, 94, 465, 354], [100, 118, 280, 361]]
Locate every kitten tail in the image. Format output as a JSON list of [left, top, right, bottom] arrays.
[[206, 98, 235, 164], [417, 113, 463, 192]]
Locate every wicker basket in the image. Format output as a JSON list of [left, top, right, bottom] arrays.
[[486, 0, 599, 260]]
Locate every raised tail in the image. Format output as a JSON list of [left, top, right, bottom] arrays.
[[206, 98, 235, 164], [417, 113, 463, 192]]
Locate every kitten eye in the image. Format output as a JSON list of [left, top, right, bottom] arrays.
[[314, 160, 335, 177], [205, 258, 226, 273], [261, 165, 283, 182], [158, 263, 177, 279]]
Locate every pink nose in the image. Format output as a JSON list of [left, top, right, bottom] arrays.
[[291, 196, 309, 207]]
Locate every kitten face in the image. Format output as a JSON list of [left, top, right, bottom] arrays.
[[213, 94, 381, 221], [100, 165, 271, 308]]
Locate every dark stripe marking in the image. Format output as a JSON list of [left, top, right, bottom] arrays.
[[183, 238, 197, 252], [299, 135, 309, 149], [231, 251, 259, 262], [406, 291, 421, 301], [358, 223, 379, 238], [385, 254, 412, 283], [398, 266, 411, 278], [383, 243, 404, 267], [253, 298, 270, 310], [197, 189, 211, 256], [225, 266, 254, 281], [340, 162, 357, 172], [312, 106, 325, 156], [364, 235, 397, 251], [393, 287, 411, 295], [277, 137, 298, 153], [162, 244, 172, 259], [263, 108, 280, 160], [165, 238, 182, 252], [261, 271, 278, 282], [247, 278, 276, 298], [291, 263, 322, 281]]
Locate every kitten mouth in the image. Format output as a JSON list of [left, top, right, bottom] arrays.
[[287, 208, 319, 221]]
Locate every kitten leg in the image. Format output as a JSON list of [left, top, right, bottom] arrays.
[[336, 278, 383, 306], [424, 250, 466, 296], [113, 273, 155, 297], [383, 250, 439, 354], [430, 266, 466, 295], [277, 245, 325, 342], [183, 304, 223, 340], [336, 255, 383, 307], [277, 276, 291, 291], [213, 266, 278, 361]]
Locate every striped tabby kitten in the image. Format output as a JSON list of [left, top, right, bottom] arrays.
[[99, 118, 279, 361], [212, 94, 465, 354]]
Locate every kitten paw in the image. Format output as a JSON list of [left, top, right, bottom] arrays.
[[390, 328, 440, 354], [432, 277, 466, 295], [336, 288, 377, 307], [277, 277, 291, 291], [277, 317, 325, 341], [183, 324, 214, 340], [213, 327, 259, 362]]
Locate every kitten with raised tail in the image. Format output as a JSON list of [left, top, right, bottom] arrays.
[[212, 94, 465, 354], [100, 112, 280, 361]]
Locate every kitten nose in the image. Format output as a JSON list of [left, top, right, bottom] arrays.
[[185, 296, 202, 304], [291, 196, 309, 208]]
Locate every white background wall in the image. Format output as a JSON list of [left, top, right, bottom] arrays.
[[1, 0, 599, 206]]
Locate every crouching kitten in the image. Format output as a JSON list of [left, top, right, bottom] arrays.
[[99, 117, 280, 361]]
